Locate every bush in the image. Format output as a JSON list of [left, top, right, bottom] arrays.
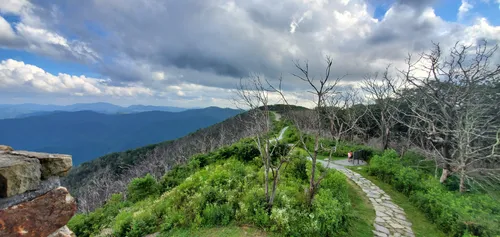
[[368, 149, 400, 183], [202, 203, 234, 226], [393, 167, 421, 195], [68, 194, 129, 237], [160, 165, 193, 192], [367, 151, 500, 237], [235, 143, 260, 162], [127, 174, 160, 202], [127, 207, 158, 237], [112, 210, 133, 236]]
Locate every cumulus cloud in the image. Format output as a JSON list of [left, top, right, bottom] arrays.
[[0, 0, 31, 15], [0, 59, 152, 97], [458, 0, 473, 20], [0, 16, 16, 44], [0, 1, 99, 62], [1, 0, 499, 107]]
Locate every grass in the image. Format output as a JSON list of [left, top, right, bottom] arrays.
[[344, 178, 375, 237], [349, 167, 447, 237], [168, 226, 274, 237]]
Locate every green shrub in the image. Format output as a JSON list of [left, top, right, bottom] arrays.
[[202, 203, 234, 226], [313, 190, 346, 236], [127, 208, 158, 237], [160, 165, 193, 192], [112, 210, 133, 236], [68, 194, 129, 237], [285, 156, 309, 182], [401, 150, 435, 174], [127, 174, 160, 202], [368, 149, 401, 183], [235, 143, 260, 162], [393, 167, 421, 195], [368, 151, 500, 237], [237, 186, 270, 227]]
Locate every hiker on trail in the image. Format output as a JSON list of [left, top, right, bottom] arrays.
[[347, 151, 353, 163]]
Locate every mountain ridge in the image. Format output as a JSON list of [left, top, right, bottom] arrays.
[[0, 102, 201, 119], [0, 107, 242, 165]]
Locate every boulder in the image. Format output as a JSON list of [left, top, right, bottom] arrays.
[[0, 187, 77, 237], [48, 226, 76, 237], [0, 176, 60, 209], [0, 145, 13, 152], [0, 155, 41, 198], [9, 151, 72, 178]]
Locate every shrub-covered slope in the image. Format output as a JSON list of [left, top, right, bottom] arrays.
[[68, 138, 354, 237], [63, 111, 264, 212]]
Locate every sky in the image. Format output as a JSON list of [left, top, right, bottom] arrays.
[[1, 0, 499, 108]]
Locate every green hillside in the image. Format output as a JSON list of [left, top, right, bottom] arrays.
[[68, 122, 371, 237]]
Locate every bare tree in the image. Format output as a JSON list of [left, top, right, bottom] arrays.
[[362, 66, 400, 150], [326, 88, 367, 153], [291, 56, 342, 204], [235, 75, 290, 211], [394, 40, 500, 192]]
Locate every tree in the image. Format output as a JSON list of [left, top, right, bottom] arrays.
[[235, 75, 291, 211], [291, 56, 342, 204], [361, 66, 399, 150], [326, 88, 367, 152], [394, 41, 500, 192]]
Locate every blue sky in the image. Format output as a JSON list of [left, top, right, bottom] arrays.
[[1, 0, 499, 107]]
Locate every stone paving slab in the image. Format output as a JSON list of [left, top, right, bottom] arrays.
[[317, 159, 415, 237]]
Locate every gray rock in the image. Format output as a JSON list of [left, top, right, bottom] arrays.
[[372, 230, 388, 237], [0, 145, 13, 152], [0, 155, 41, 198], [374, 223, 390, 235], [0, 177, 60, 209], [389, 222, 405, 229], [9, 151, 72, 178]]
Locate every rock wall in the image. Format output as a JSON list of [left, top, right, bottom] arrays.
[[0, 145, 76, 237]]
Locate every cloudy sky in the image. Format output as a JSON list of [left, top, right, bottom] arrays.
[[1, 0, 499, 108]]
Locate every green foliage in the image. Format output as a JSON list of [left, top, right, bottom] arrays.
[[67, 194, 129, 237], [400, 150, 435, 175], [234, 142, 260, 162], [127, 173, 160, 202], [367, 150, 500, 237], [70, 133, 353, 237], [202, 203, 234, 226], [368, 149, 400, 183], [112, 210, 133, 236]]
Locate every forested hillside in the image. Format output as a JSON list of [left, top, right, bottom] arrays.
[[0, 107, 241, 165], [63, 110, 268, 212]]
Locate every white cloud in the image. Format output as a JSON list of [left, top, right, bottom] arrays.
[[1, 0, 500, 108], [0, 0, 31, 15], [0, 59, 152, 97], [458, 0, 473, 20], [0, 1, 99, 62], [0, 16, 16, 43]]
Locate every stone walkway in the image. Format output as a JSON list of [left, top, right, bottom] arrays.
[[317, 159, 415, 237]]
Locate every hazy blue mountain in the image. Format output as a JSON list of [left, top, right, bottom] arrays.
[[0, 103, 190, 119], [0, 107, 242, 165]]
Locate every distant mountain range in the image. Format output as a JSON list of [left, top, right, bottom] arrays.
[[0, 102, 194, 119], [0, 107, 242, 165]]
